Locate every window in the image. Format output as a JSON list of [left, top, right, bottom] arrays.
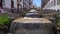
[[57, 0, 60, 5]]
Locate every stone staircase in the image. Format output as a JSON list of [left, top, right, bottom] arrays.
[[9, 22, 53, 34]]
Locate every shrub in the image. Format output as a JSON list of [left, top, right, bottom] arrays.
[[57, 15, 60, 27], [0, 14, 10, 27]]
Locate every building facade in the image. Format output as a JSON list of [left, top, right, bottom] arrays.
[[41, 0, 50, 8], [21, 0, 33, 10], [4, 0, 11, 9], [0, 0, 2, 8], [0, 0, 5, 8], [3, 0, 33, 9], [43, 0, 60, 10], [1, 0, 33, 14]]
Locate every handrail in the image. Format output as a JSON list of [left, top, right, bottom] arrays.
[[43, 0, 54, 9]]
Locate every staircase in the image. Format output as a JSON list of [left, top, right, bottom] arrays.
[[9, 18, 53, 34]]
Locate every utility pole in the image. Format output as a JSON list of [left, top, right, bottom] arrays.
[[11, 0, 14, 13], [17, 0, 20, 14], [0, 0, 3, 8]]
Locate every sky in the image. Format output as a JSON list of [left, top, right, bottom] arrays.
[[33, 0, 41, 7]]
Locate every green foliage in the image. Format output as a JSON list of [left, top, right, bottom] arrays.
[[57, 15, 60, 27], [0, 14, 10, 26]]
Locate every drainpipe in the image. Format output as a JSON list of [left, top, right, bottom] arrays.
[[11, 0, 14, 13]]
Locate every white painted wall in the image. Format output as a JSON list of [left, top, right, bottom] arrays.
[[13, 0, 17, 8], [43, 0, 55, 9], [4, 0, 33, 9], [4, 0, 11, 8], [4, 0, 17, 8]]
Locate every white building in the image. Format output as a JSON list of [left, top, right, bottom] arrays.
[[4, 0, 11, 9], [43, 0, 60, 10], [21, 0, 33, 10], [3, 0, 33, 9], [4, 0, 17, 9]]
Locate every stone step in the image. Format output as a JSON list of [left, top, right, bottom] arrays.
[[10, 23, 53, 34]]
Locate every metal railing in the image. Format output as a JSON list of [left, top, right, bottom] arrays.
[[43, 0, 55, 9]]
